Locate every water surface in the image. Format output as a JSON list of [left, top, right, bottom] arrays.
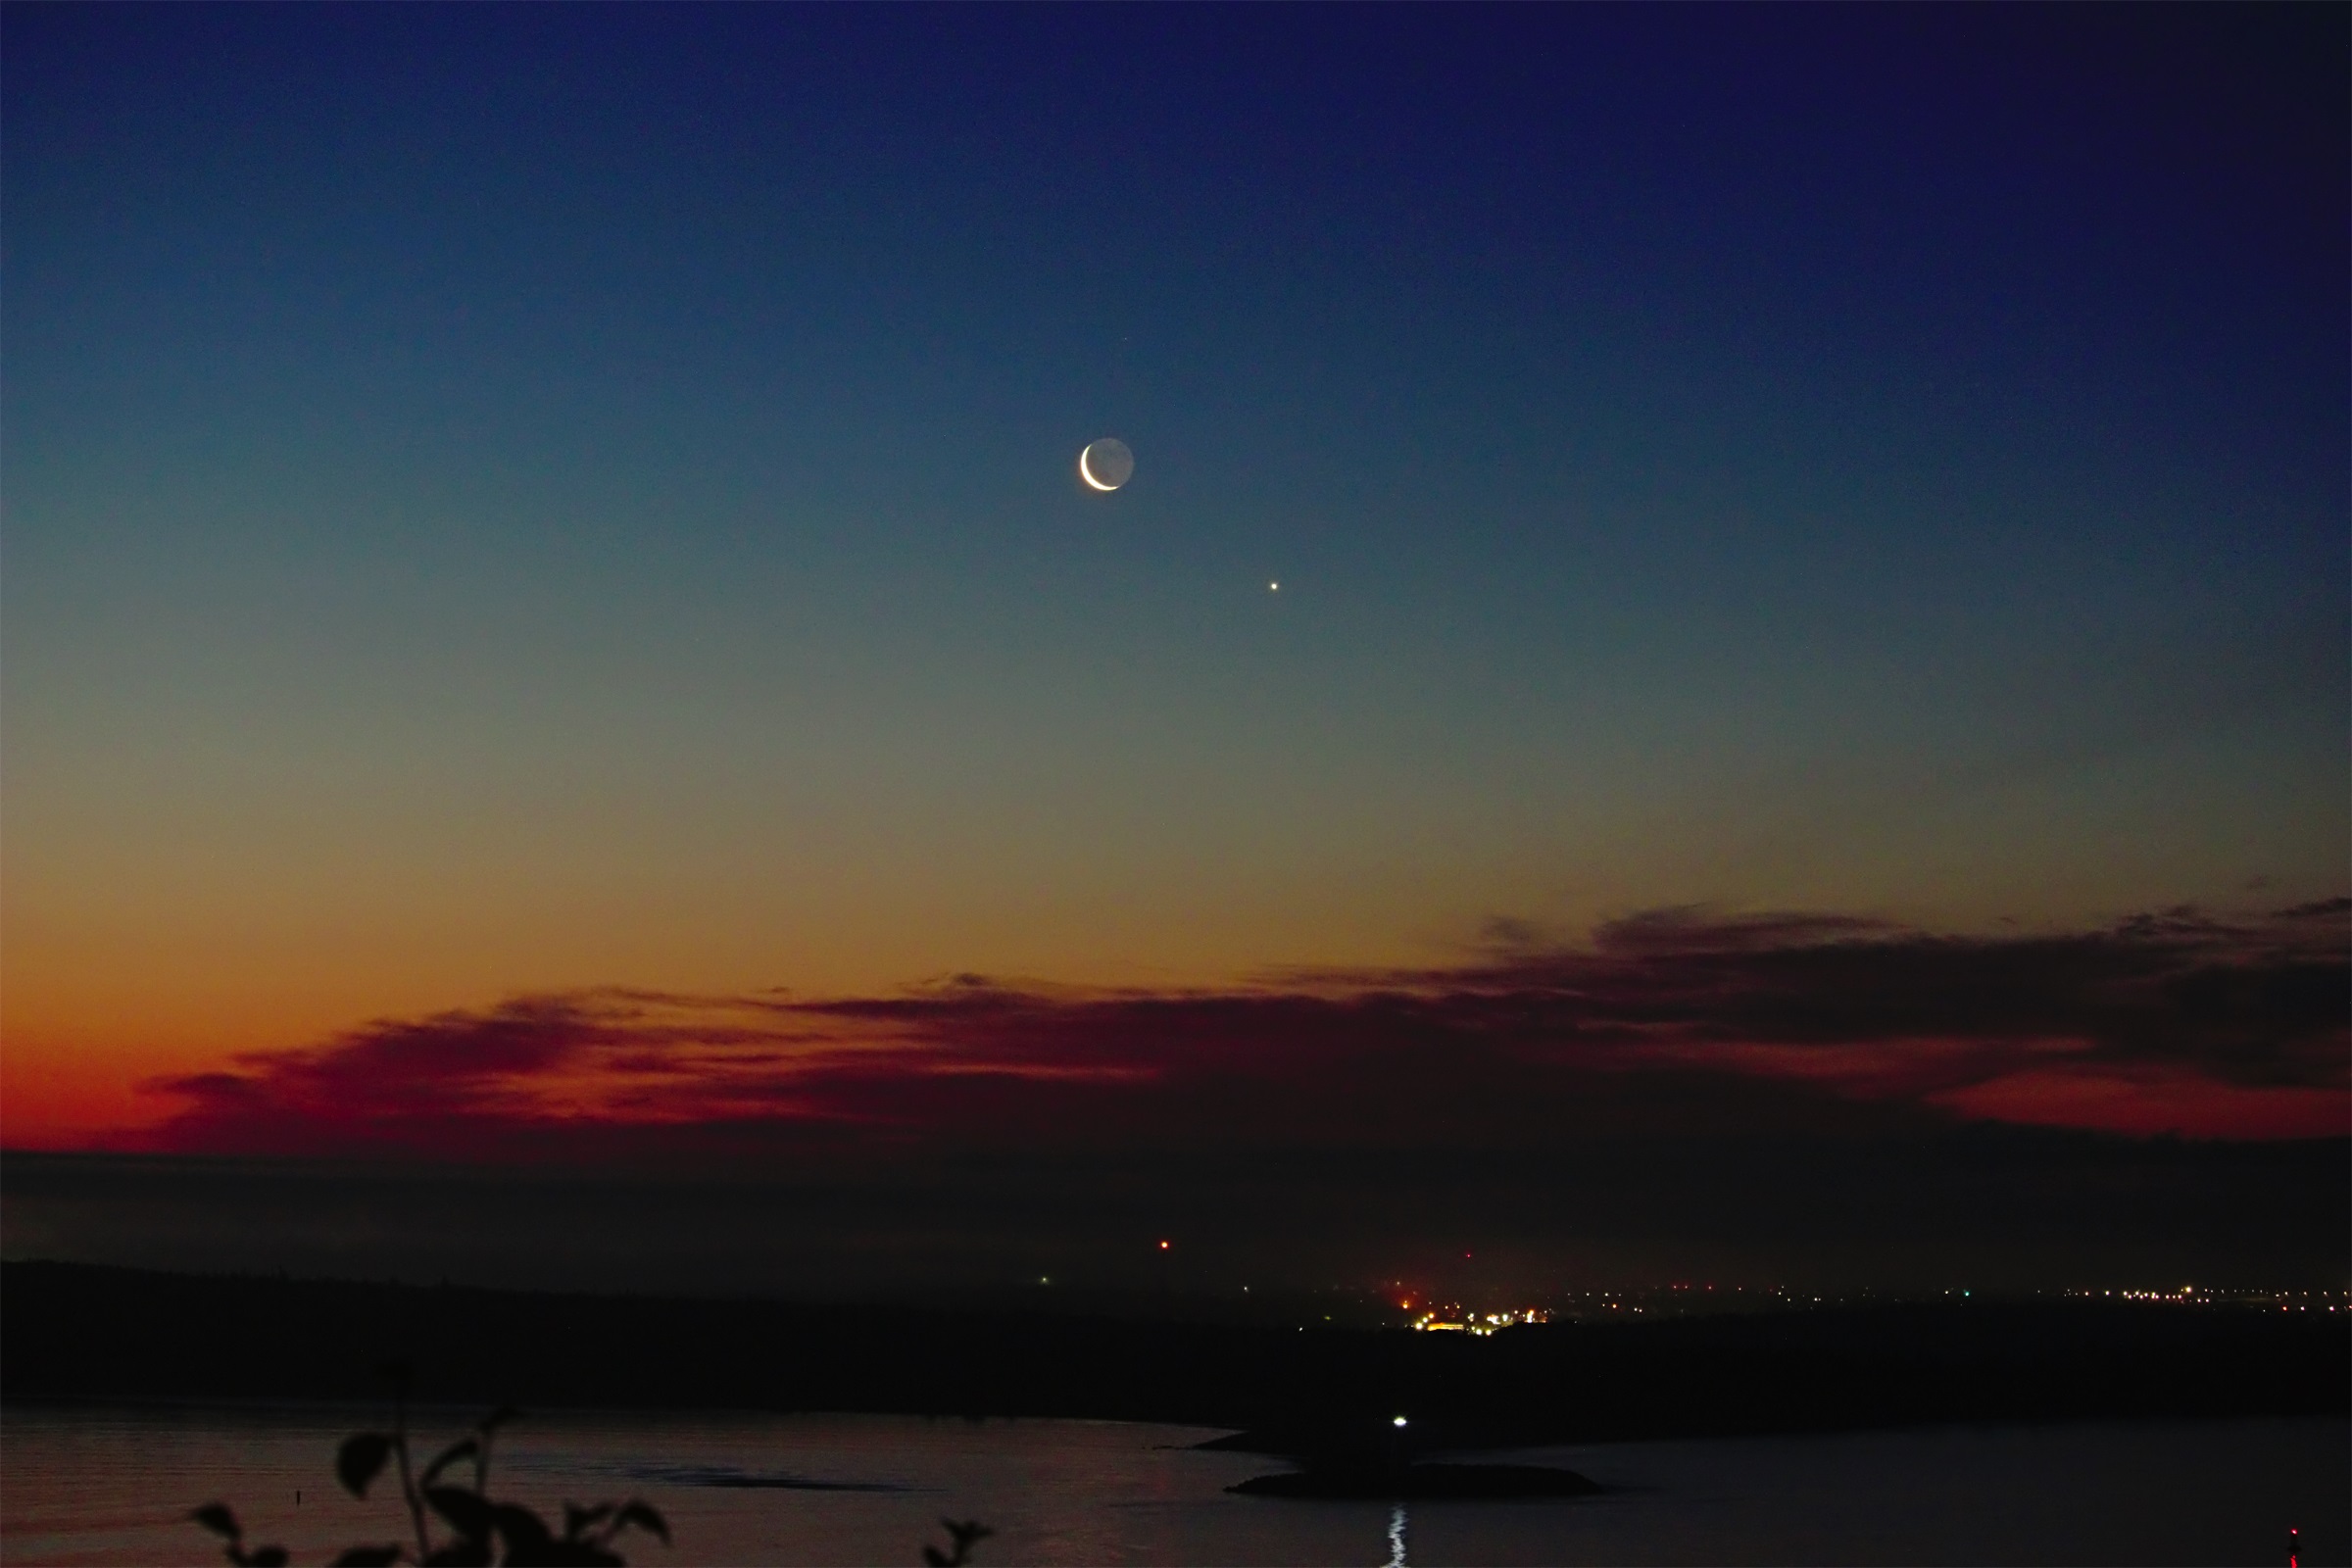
[[4, 1404, 2342, 1565]]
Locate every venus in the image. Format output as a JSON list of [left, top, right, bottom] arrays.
[[1078, 437, 1134, 492]]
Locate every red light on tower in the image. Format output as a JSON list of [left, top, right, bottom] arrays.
[[1157, 1240, 1171, 1250]]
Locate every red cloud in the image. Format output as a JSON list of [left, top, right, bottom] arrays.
[[125, 903, 2348, 1164]]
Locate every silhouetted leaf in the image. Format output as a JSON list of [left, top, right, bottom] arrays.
[[330, 1547, 405, 1566], [925, 1516, 993, 1566], [419, 1437, 479, 1487], [425, 1484, 495, 1540], [492, 1502, 555, 1552], [563, 1501, 613, 1539], [422, 1544, 492, 1567], [476, 1404, 522, 1435], [247, 1549, 289, 1568], [614, 1499, 669, 1544], [191, 1503, 241, 1540], [338, 1432, 394, 1498]]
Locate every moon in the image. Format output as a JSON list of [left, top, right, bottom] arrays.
[[1079, 438, 1134, 492]]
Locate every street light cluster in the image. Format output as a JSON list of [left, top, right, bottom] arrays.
[[1409, 1304, 1548, 1336]]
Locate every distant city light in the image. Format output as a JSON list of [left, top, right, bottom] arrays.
[[1361, 1281, 2346, 1330], [1393, 1415, 1408, 1428], [1408, 1302, 1549, 1335]]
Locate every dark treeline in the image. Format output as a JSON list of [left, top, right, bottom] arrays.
[[4, 1261, 2342, 1449]]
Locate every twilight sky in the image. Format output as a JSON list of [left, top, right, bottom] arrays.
[[2, 6, 2343, 1290]]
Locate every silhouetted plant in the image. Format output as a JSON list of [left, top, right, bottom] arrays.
[[192, 1501, 288, 1567], [921, 1518, 995, 1567], [193, 1364, 667, 1566]]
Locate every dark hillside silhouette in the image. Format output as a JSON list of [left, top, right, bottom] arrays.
[[6, 1262, 2342, 1447]]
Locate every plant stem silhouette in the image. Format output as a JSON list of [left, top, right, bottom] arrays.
[[196, 1364, 667, 1566], [921, 1518, 994, 1566]]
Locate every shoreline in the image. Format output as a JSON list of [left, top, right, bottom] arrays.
[[6, 1260, 2343, 1448]]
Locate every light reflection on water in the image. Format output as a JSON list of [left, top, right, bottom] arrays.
[[2, 1405, 2343, 1566]]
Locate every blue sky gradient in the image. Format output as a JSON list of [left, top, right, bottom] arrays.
[[5, 6, 2344, 1099]]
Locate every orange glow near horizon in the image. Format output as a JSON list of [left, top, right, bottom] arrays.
[[1931, 1069, 2350, 1142], [5, 903, 2344, 1152]]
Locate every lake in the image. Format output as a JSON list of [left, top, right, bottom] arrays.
[[3, 1404, 2342, 1565]]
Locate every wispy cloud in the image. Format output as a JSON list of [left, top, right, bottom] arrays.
[[129, 903, 2347, 1162]]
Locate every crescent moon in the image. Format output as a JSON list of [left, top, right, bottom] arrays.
[[1079, 446, 1115, 491]]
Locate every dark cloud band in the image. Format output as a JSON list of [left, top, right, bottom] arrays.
[[131, 903, 2348, 1162]]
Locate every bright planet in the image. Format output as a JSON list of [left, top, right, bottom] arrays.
[[1078, 437, 1134, 491]]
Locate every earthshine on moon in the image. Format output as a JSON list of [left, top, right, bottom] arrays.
[[1079, 438, 1134, 492]]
